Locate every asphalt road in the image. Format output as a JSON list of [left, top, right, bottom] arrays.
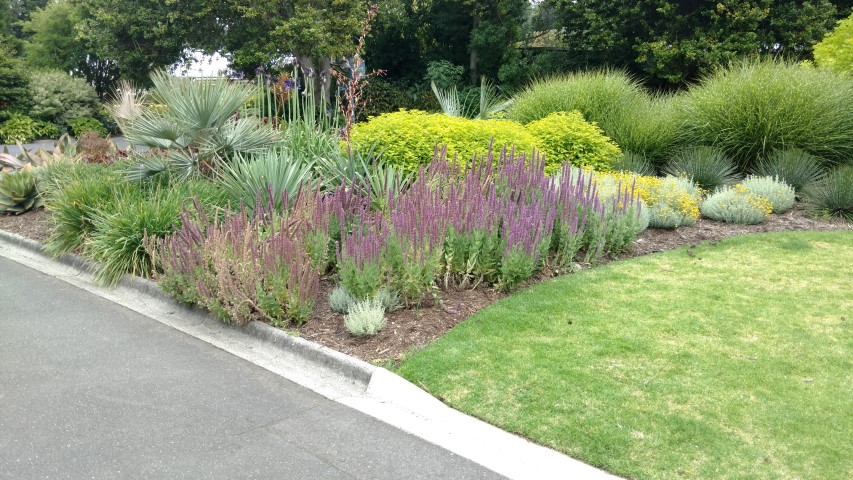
[[0, 257, 504, 480]]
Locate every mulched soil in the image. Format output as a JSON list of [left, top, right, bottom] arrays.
[[2, 206, 849, 364], [0, 207, 50, 242]]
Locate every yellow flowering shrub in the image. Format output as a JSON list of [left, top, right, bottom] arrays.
[[525, 111, 621, 174], [700, 184, 772, 224], [596, 172, 702, 229], [348, 110, 538, 173]]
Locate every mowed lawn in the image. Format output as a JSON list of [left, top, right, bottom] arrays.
[[397, 231, 853, 480]]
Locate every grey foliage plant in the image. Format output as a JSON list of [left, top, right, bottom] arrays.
[[113, 71, 280, 181]]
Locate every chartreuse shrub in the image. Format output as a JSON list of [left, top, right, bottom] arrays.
[[751, 149, 826, 193], [598, 173, 702, 229], [701, 184, 772, 224], [802, 165, 853, 221], [347, 110, 537, 172], [813, 12, 853, 75], [0, 114, 59, 143], [680, 60, 853, 168], [525, 111, 621, 173], [740, 176, 796, 214]]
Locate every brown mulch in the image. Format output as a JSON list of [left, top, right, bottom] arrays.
[[0, 207, 51, 242], [2, 206, 850, 364]]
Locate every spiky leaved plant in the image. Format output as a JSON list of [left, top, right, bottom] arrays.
[[0, 169, 41, 214]]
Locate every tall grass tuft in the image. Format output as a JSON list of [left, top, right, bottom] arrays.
[[802, 166, 853, 222], [664, 146, 740, 191], [680, 60, 853, 169], [751, 149, 827, 193], [507, 70, 681, 164]]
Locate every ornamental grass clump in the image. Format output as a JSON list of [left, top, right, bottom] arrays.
[[680, 60, 853, 169], [345, 297, 387, 337], [802, 165, 853, 222], [664, 146, 740, 192], [751, 149, 826, 193], [740, 176, 796, 214], [700, 184, 773, 225]]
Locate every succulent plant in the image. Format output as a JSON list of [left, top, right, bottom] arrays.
[[0, 169, 42, 214], [1, 134, 84, 174]]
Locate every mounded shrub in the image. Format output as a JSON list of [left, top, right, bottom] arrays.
[[664, 146, 740, 192], [700, 185, 773, 225], [69, 117, 108, 137], [29, 70, 100, 127], [740, 176, 796, 214], [345, 297, 387, 337], [507, 70, 681, 164], [751, 148, 826, 193], [525, 111, 621, 173], [598, 173, 702, 229], [507, 69, 646, 125], [802, 165, 853, 221], [680, 60, 853, 169], [348, 109, 537, 172], [0, 114, 59, 143]]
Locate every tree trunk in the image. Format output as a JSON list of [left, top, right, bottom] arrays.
[[296, 54, 333, 109], [469, 15, 480, 84]]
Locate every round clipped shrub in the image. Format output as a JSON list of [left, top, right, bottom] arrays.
[[700, 185, 773, 225], [802, 165, 853, 221], [525, 111, 621, 173], [344, 297, 387, 337], [751, 148, 826, 193], [680, 60, 853, 169], [664, 146, 740, 192], [29, 71, 100, 127], [348, 110, 537, 172], [740, 176, 796, 214]]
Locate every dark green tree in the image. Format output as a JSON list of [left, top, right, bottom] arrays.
[[22, 0, 119, 97], [0, 37, 31, 119], [548, 0, 843, 88]]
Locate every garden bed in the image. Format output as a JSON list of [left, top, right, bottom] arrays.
[[2, 206, 848, 363]]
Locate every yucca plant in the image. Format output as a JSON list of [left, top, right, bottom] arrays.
[[431, 76, 512, 119], [0, 169, 41, 214], [219, 149, 316, 214], [665, 146, 741, 191], [116, 71, 280, 180]]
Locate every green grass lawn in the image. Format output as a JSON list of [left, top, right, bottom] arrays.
[[397, 231, 853, 480]]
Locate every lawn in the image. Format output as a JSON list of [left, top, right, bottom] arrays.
[[397, 231, 853, 480]]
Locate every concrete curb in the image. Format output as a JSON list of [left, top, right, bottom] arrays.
[[0, 228, 622, 480]]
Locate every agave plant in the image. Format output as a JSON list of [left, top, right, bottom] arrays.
[[431, 76, 512, 120], [115, 71, 280, 181], [1, 134, 82, 174], [0, 169, 41, 214]]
